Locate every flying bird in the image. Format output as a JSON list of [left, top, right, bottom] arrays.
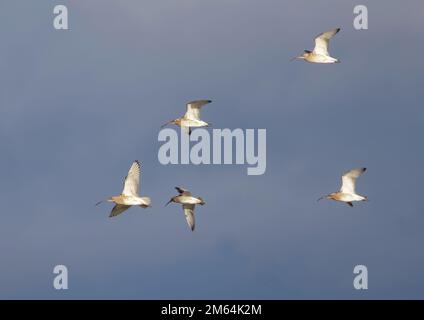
[[165, 187, 205, 231], [318, 168, 368, 207], [161, 100, 212, 135], [292, 28, 341, 63], [96, 160, 151, 217]]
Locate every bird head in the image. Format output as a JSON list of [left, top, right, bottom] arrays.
[[198, 197, 206, 206]]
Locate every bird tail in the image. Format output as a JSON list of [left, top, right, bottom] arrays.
[[198, 197, 206, 205], [140, 197, 152, 208]]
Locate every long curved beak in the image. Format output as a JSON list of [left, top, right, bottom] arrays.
[[96, 198, 113, 206], [317, 195, 327, 202], [161, 121, 173, 128], [164, 199, 173, 207], [290, 56, 303, 62]]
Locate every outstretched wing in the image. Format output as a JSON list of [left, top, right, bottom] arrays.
[[184, 100, 212, 121], [340, 167, 366, 194], [313, 28, 340, 56], [183, 204, 195, 231], [109, 204, 131, 218], [122, 161, 141, 196], [175, 186, 191, 196]]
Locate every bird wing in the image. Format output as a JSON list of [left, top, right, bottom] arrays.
[[175, 186, 191, 196], [340, 167, 366, 194], [122, 161, 141, 196], [183, 204, 195, 231], [109, 204, 131, 218], [313, 28, 340, 56], [184, 100, 211, 121]]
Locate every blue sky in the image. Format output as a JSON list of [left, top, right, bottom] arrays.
[[0, 0, 423, 299]]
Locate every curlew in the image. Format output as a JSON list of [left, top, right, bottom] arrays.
[[161, 100, 212, 135], [165, 187, 205, 231], [96, 160, 151, 217], [292, 28, 341, 63], [318, 167, 368, 207]]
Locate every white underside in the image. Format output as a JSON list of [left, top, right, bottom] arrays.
[[175, 196, 203, 205], [338, 193, 366, 202], [181, 119, 208, 127], [119, 196, 151, 206], [309, 54, 338, 63]]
